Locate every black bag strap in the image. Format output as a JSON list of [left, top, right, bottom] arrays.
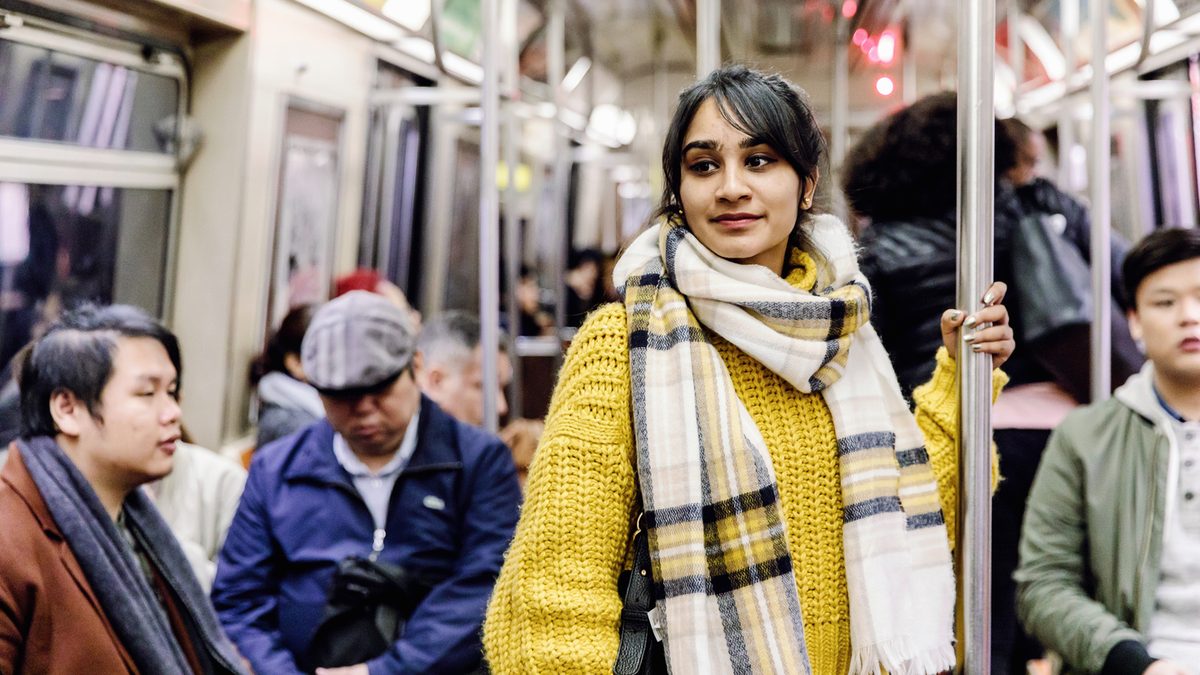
[[614, 513, 658, 675]]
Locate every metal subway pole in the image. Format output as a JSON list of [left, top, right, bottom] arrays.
[[1058, 0, 1078, 187], [831, 5, 849, 223], [501, 0, 523, 420], [1090, 0, 1112, 402], [548, 0, 569, 337], [480, 0, 501, 434], [902, 6, 917, 104], [955, 0, 995, 671], [697, 0, 720, 78], [1008, 0, 1024, 106]]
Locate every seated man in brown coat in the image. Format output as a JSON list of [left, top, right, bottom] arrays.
[[0, 303, 245, 674]]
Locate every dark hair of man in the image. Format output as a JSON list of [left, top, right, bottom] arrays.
[[417, 311, 510, 366], [250, 303, 316, 386], [656, 64, 827, 254], [1122, 227, 1200, 309], [842, 92, 1018, 222], [20, 303, 182, 438]]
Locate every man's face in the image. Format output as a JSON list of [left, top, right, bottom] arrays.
[[1129, 257, 1200, 384], [68, 337, 182, 489], [421, 347, 512, 427], [321, 369, 421, 457]]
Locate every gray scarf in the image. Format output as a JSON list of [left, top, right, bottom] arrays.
[[17, 436, 245, 675]]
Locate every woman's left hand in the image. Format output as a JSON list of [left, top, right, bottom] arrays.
[[940, 281, 1015, 370]]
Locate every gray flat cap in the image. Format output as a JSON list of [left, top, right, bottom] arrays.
[[301, 290, 416, 393]]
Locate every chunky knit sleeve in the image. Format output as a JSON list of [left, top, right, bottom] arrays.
[[483, 303, 637, 674], [911, 347, 1008, 551]]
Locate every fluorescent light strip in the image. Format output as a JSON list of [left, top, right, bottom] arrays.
[[293, 0, 404, 42]]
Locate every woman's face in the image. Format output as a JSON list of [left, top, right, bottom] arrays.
[[679, 98, 811, 274]]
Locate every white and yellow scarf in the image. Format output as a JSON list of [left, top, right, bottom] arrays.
[[613, 214, 956, 675]]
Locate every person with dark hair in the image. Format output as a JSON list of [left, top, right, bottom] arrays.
[[0, 303, 245, 674], [415, 311, 512, 427], [484, 65, 1015, 674], [564, 248, 605, 327], [1018, 227, 1200, 674], [845, 94, 1141, 675], [252, 303, 323, 448], [213, 291, 521, 675]]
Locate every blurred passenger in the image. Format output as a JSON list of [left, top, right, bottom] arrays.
[[484, 65, 1015, 674], [843, 94, 1139, 675], [516, 265, 553, 336], [213, 291, 520, 675], [0, 303, 244, 674], [251, 303, 322, 448], [415, 311, 512, 427], [145, 440, 246, 592], [334, 267, 422, 331], [1017, 227, 1200, 674], [564, 248, 604, 327], [1001, 116, 1143, 401]]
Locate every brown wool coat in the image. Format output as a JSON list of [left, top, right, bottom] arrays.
[[0, 446, 138, 675]]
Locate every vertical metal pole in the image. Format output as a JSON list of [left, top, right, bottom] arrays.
[[1059, 0, 1078, 187], [903, 14, 918, 104], [501, 0, 523, 420], [831, 7, 849, 223], [1090, 0, 1112, 402], [1008, 0, 1024, 104], [956, 0, 994, 672], [480, 0, 501, 434], [548, 0, 569, 335], [697, 0, 721, 78]]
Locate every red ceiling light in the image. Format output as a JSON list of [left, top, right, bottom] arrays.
[[875, 76, 895, 96], [841, 0, 857, 18], [852, 28, 868, 46]]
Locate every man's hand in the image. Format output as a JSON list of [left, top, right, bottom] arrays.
[[940, 280, 1015, 370], [1145, 660, 1196, 675], [316, 665, 369, 675]]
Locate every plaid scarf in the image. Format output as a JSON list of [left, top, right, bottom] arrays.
[[613, 215, 956, 675]]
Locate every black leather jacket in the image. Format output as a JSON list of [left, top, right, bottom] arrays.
[[858, 188, 1031, 401], [859, 182, 1142, 403]]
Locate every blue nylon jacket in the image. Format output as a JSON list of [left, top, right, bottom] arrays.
[[212, 396, 521, 674]]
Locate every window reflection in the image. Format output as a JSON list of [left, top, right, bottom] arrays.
[[0, 38, 180, 154], [0, 183, 172, 378]]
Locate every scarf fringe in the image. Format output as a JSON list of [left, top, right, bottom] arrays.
[[849, 640, 957, 675]]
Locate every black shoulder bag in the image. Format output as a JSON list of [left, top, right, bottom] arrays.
[[614, 514, 667, 675]]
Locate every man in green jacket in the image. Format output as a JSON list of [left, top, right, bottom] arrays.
[[1017, 227, 1200, 674]]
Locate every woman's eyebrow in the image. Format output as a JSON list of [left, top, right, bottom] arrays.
[[683, 139, 717, 153], [740, 136, 769, 148]]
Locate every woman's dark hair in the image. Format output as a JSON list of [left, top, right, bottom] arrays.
[[20, 303, 182, 438], [842, 92, 1019, 222], [656, 65, 826, 249], [1122, 227, 1200, 308], [250, 304, 316, 386]]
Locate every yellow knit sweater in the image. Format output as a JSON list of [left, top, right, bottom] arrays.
[[484, 301, 1005, 674]]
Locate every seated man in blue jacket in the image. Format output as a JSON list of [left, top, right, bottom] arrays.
[[213, 291, 522, 675]]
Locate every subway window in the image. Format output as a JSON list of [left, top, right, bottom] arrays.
[[0, 37, 180, 154], [0, 24, 184, 380]]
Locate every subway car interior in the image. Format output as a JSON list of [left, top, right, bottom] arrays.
[[0, 0, 1199, 669]]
